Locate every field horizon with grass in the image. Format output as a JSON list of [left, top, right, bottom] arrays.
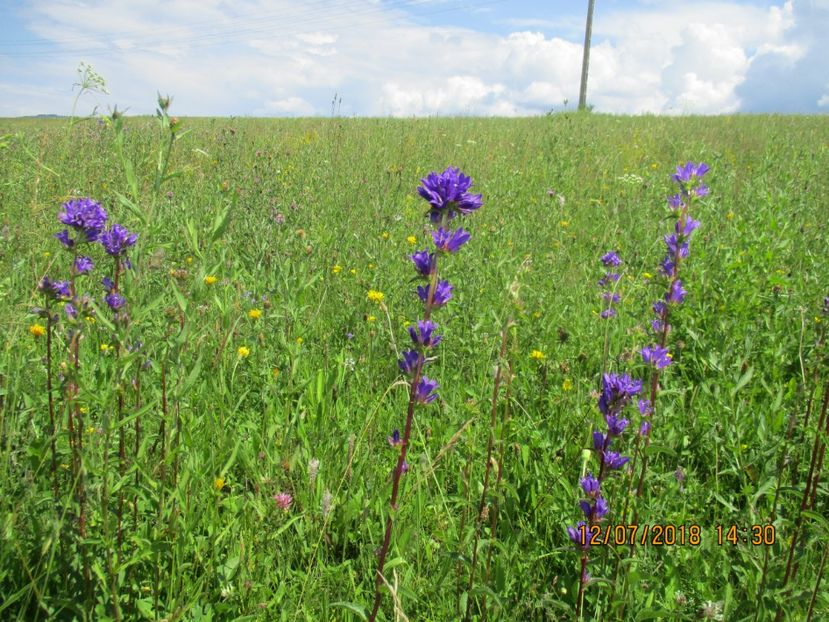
[[0, 110, 827, 621]]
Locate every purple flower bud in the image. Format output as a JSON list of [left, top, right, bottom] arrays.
[[410, 250, 436, 277], [417, 280, 453, 307], [638, 399, 652, 416], [54, 230, 75, 249], [600, 308, 617, 319], [665, 280, 687, 304], [593, 431, 608, 451], [102, 277, 115, 293], [432, 227, 471, 253], [598, 373, 642, 416], [52, 280, 71, 299], [387, 429, 402, 447], [639, 421, 651, 436], [580, 473, 601, 497], [664, 234, 690, 259], [398, 350, 422, 375], [100, 223, 139, 257], [64, 303, 77, 318], [671, 162, 709, 184], [74, 256, 94, 274], [667, 194, 685, 210], [602, 292, 621, 304], [605, 414, 629, 436], [601, 251, 622, 267], [408, 320, 442, 349], [567, 521, 590, 549], [414, 376, 439, 404], [105, 292, 126, 310], [598, 272, 621, 287], [603, 451, 630, 470], [641, 344, 672, 369], [675, 218, 700, 237]]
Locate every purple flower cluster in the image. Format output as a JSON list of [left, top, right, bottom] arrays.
[[568, 373, 641, 548], [417, 166, 483, 223], [642, 162, 708, 368], [39, 197, 139, 320], [599, 251, 622, 319], [391, 167, 482, 461]]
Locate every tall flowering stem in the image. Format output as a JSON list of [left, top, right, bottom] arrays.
[[368, 167, 481, 622], [599, 251, 623, 371], [55, 197, 108, 596], [568, 373, 641, 618], [101, 222, 138, 555], [632, 162, 708, 500]]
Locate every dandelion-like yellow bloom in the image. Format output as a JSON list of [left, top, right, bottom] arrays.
[[214, 477, 225, 491], [367, 290, 385, 304], [559, 220, 569, 228], [367, 263, 375, 270], [726, 211, 734, 221], [533, 311, 542, 319], [186, 256, 193, 264], [237, 346, 250, 358], [80, 406, 89, 414], [350, 268, 357, 276], [402, 320, 411, 328], [381, 231, 390, 240], [100, 343, 112, 353], [530, 350, 546, 361], [43, 251, 51, 258], [204, 275, 218, 285], [366, 315, 377, 323], [643, 272, 653, 280], [85, 316, 96, 324], [332, 264, 342, 274], [406, 235, 417, 245], [248, 309, 262, 320], [562, 378, 573, 391], [650, 163, 658, 170], [29, 323, 46, 338], [295, 336, 303, 345]]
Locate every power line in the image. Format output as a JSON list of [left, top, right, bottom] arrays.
[[1, 0, 508, 59]]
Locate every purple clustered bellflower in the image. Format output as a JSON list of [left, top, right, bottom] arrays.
[[568, 372, 641, 557], [370, 167, 482, 622], [599, 251, 622, 319], [417, 166, 483, 223], [37, 197, 139, 323], [640, 162, 708, 408]]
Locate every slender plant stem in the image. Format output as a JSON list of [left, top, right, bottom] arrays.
[[464, 318, 512, 622], [368, 258, 440, 622]]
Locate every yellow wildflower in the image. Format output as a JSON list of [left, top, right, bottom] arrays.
[[381, 231, 390, 240], [562, 378, 573, 391], [272, 367, 280, 379], [186, 256, 193, 264], [367, 290, 385, 304], [214, 477, 225, 491], [559, 220, 569, 228], [406, 235, 417, 245], [248, 309, 262, 320], [332, 264, 342, 274], [237, 346, 250, 358], [295, 336, 303, 345], [530, 350, 546, 361], [650, 163, 658, 170], [643, 272, 653, 280], [367, 263, 375, 270], [726, 211, 734, 221], [204, 275, 218, 285], [100, 343, 112, 353], [366, 315, 377, 323], [43, 251, 51, 258], [80, 406, 89, 415], [350, 268, 357, 276], [29, 323, 46, 338], [85, 316, 96, 324]]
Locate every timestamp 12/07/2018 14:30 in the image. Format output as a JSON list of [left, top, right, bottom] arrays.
[[577, 523, 777, 547]]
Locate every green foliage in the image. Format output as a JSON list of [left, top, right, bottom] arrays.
[[0, 112, 827, 620]]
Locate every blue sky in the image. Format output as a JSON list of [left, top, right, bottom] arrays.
[[0, 0, 826, 117]]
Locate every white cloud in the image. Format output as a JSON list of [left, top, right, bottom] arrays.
[[1, 0, 822, 116]]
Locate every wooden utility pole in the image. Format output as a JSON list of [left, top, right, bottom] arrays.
[[578, 0, 596, 111]]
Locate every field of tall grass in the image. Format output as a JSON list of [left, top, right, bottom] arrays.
[[0, 108, 827, 621]]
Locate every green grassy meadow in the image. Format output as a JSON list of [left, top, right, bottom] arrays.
[[0, 111, 827, 621]]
